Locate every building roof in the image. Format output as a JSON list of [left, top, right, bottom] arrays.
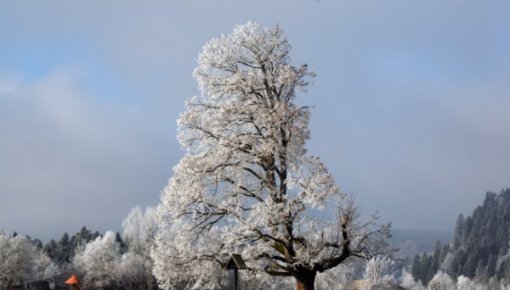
[[225, 254, 247, 270], [65, 274, 80, 285]]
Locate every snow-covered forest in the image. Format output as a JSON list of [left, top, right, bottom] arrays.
[[3, 190, 510, 290], [1, 207, 157, 289], [5, 189, 510, 289], [2, 22, 510, 290]]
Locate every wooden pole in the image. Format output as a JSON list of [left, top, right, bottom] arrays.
[[234, 268, 238, 290]]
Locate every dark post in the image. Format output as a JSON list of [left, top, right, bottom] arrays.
[[234, 268, 239, 290], [224, 254, 247, 290]]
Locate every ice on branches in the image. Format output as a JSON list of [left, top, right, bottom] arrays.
[[152, 22, 389, 290]]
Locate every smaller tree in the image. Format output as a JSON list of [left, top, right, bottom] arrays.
[[0, 231, 54, 287], [122, 206, 157, 257], [121, 206, 158, 289], [427, 271, 454, 290], [400, 270, 426, 290], [57, 232, 71, 265], [73, 231, 122, 288], [115, 251, 150, 289], [32, 249, 59, 281], [457, 275, 479, 290], [362, 256, 395, 290]]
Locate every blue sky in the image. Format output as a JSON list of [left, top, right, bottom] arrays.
[[1, 0, 509, 240]]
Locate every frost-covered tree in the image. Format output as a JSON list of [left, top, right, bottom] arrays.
[[456, 275, 483, 290], [153, 22, 389, 290], [0, 231, 55, 287], [400, 270, 426, 290], [73, 231, 123, 288], [122, 206, 157, 257], [115, 251, 152, 289], [0, 232, 35, 287], [32, 249, 59, 281], [427, 271, 455, 290], [122, 206, 158, 289], [72, 211, 158, 289], [362, 256, 395, 290]]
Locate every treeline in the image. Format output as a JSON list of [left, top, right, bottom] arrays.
[[5, 189, 510, 289], [0, 206, 157, 289], [41, 226, 103, 267], [410, 188, 510, 285], [410, 240, 449, 284]]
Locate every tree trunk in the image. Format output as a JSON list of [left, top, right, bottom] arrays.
[[295, 269, 316, 290]]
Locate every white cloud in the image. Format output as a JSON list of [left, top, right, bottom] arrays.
[[0, 67, 172, 240]]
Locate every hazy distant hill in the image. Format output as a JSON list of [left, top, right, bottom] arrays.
[[390, 228, 452, 258]]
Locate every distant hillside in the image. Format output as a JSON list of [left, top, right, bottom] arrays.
[[446, 188, 510, 280], [411, 188, 510, 284], [391, 228, 452, 257]]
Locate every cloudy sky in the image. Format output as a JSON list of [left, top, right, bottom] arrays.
[[1, 0, 509, 240]]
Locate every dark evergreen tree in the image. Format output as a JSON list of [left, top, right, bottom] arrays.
[[33, 238, 43, 250], [497, 256, 510, 281], [426, 240, 442, 281], [487, 254, 497, 278], [42, 227, 103, 266], [422, 252, 433, 283], [408, 240, 446, 284], [453, 214, 464, 249], [44, 239, 59, 261], [115, 231, 128, 254], [411, 254, 422, 282], [56, 232, 71, 264]]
